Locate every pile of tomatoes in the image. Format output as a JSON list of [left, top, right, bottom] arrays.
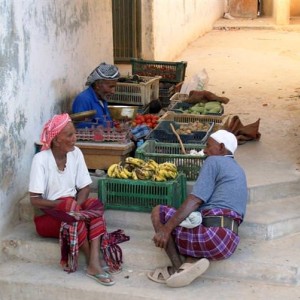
[[131, 114, 159, 129]]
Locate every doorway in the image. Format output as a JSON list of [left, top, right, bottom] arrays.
[[228, 0, 259, 18], [112, 0, 141, 63]]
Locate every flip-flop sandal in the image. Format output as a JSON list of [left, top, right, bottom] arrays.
[[102, 265, 123, 275], [86, 272, 115, 286], [147, 266, 173, 284], [84, 265, 122, 275], [166, 258, 210, 288]]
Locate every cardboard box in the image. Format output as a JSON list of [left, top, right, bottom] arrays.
[[76, 141, 135, 170]]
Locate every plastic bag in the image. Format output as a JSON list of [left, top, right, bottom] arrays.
[[180, 69, 209, 94]]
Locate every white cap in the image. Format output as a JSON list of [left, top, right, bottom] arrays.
[[210, 129, 237, 154]]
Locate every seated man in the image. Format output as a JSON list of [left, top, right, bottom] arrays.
[[72, 62, 120, 128], [148, 129, 248, 288]]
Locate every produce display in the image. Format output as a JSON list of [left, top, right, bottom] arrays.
[[118, 74, 145, 83], [107, 157, 178, 181], [131, 113, 159, 129], [133, 66, 177, 81], [176, 101, 222, 115], [175, 121, 211, 135]]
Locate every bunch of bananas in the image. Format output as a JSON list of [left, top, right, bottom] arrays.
[[152, 162, 178, 182], [107, 157, 178, 181]]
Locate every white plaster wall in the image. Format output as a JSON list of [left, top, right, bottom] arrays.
[[144, 0, 225, 60], [0, 0, 114, 235]]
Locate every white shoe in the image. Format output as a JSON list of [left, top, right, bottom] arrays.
[[166, 258, 210, 288], [223, 13, 235, 20]]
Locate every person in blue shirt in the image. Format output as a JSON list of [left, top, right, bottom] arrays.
[[148, 130, 248, 288], [72, 62, 120, 128]]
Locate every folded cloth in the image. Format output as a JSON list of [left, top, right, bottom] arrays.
[[223, 115, 261, 145], [184, 90, 230, 105], [179, 211, 202, 228], [130, 124, 151, 141]]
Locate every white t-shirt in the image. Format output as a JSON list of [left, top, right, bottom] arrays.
[[29, 146, 92, 201]]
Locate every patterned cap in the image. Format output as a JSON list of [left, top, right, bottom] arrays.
[[85, 62, 120, 86]]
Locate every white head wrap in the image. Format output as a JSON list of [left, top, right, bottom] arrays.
[[86, 62, 120, 86], [210, 129, 238, 154]]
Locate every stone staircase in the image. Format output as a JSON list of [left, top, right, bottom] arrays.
[[1, 175, 300, 300]]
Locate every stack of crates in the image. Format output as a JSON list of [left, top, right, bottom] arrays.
[[131, 58, 187, 108]]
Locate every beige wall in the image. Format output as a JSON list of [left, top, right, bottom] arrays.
[[140, 0, 225, 61], [291, 0, 300, 16], [0, 0, 114, 236], [263, 0, 300, 17]]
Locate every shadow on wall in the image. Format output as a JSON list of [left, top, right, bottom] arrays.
[[50, 78, 78, 114], [0, 106, 27, 193]]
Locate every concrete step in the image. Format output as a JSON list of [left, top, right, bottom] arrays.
[[240, 195, 300, 240], [0, 259, 299, 300], [19, 193, 300, 241], [1, 221, 300, 287]]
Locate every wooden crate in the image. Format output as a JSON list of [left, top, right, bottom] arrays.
[[76, 141, 135, 170]]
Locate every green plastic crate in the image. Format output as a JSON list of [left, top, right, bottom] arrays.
[[135, 140, 206, 181], [160, 111, 224, 124], [131, 58, 187, 83], [98, 173, 187, 212]]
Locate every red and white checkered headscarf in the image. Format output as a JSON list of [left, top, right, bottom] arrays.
[[40, 113, 72, 151]]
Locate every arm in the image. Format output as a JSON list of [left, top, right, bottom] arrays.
[[75, 185, 90, 206], [153, 194, 203, 249], [30, 193, 62, 209]]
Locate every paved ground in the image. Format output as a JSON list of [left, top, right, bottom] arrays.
[[120, 17, 300, 188]]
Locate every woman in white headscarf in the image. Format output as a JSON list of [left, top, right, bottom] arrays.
[[29, 114, 115, 286]]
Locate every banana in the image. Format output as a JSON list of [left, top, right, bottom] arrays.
[[152, 174, 167, 182], [146, 159, 159, 171], [125, 157, 146, 168], [119, 169, 128, 179], [116, 163, 129, 179], [158, 169, 169, 179], [159, 162, 177, 173], [114, 165, 121, 178], [131, 170, 138, 180], [135, 168, 152, 180], [122, 167, 132, 179], [107, 164, 118, 177], [143, 165, 157, 173], [166, 170, 178, 179], [124, 163, 135, 172]]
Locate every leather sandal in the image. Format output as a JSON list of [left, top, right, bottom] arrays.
[[147, 266, 173, 284]]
